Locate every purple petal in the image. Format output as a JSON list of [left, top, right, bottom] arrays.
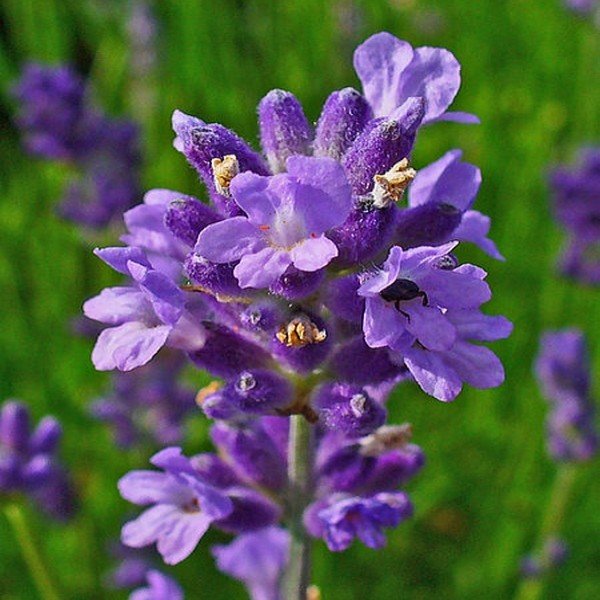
[[419, 268, 491, 309], [449, 311, 513, 341], [398, 46, 462, 123], [229, 172, 278, 225], [363, 297, 411, 350], [432, 111, 480, 124], [403, 303, 456, 351], [446, 342, 505, 389], [121, 504, 179, 548], [404, 348, 463, 401], [172, 109, 204, 152], [353, 32, 414, 118], [453, 210, 505, 260], [143, 188, 184, 206], [156, 512, 212, 564], [290, 236, 338, 271], [83, 287, 148, 325], [118, 471, 191, 505], [91, 322, 171, 371], [126, 262, 184, 325], [286, 155, 353, 222], [94, 247, 151, 275], [234, 248, 291, 289], [195, 217, 264, 263], [408, 149, 481, 211]]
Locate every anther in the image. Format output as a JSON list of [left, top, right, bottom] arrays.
[[371, 158, 417, 208], [211, 154, 240, 197], [276, 315, 327, 348], [359, 423, 413, 456], [195, 381, 222, 407]]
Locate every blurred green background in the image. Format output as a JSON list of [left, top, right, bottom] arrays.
[[0, 0, 599, 598]]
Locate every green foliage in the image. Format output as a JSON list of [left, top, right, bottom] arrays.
[[0, 0, 598, 598]]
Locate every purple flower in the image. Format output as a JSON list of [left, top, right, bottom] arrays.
[[0, 400, 76, 520], [195, 156, 352, 288], [535, 329, 598, 461], [353, 32, 478, 124], [400, 149, 503, 259], [13, 64, 142, 229], [119, 448, 233, 564], [549, 147, 600, 284], [12, 63, 89, 160], [84, 247, 206, 371], [129, 570, 183, 600], [402, 308, 512, 401], [358, 243, 491, 355], [212, 527, 290, 600], [535, 329, 590, 403], [312, 492, 413, 551]]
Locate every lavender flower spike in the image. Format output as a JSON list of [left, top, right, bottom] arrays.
[[353, 32, 479, 124], [119, 447, 233, 564], [196, 156, 352, 288], [535, 329, 598, 461]]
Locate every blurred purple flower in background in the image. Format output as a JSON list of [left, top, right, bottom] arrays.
[[549, 147, 600, 285], [13, 64, 141, 229], [535, 329, 598, 462], [0, 399, 76, 520]]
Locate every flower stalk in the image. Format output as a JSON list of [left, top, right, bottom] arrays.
[[516, 464, 580, 600], [285, 414, 314, 600], [4, 503, 61, 600]]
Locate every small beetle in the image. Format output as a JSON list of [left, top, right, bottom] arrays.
[[379, 278, 429, 320]]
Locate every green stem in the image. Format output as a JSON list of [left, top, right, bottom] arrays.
[[285, 414, 314, 600], [4, 503, 61, 600], [515, 464, 579, 600]]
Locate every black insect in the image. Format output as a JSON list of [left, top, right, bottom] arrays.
[[379, 278, 429, 321]]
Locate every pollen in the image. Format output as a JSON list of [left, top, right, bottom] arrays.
[[276, 315, 327, 347], [211, 154, 240, 197], [195, 381, 223, 407], [371, 158, 417, 208], [359, 423, 413, 456]]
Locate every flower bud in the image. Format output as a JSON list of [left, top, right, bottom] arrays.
[[211, 422, 287, 491], [215, 487, 281, 533], [189, 323, 270, 378], [164, 197, 220, 247], [258, 89, 313, 173], [314, 88, 372, 160], [342, 97, 425, 195], [174, 116, 269, 215], [313, 383, 386, 438], [29, 417, 62, 454], [184, 254, 245, 298], [0, 400, 30, 452], [328, 198, 398, 267]]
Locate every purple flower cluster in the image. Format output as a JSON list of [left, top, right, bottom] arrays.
[[12, 63, 141, 228], [535, 329, 598, 461], [0, 400, 76, 520], [82, 31, 510, 597], [549, 147, 600, 285]]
